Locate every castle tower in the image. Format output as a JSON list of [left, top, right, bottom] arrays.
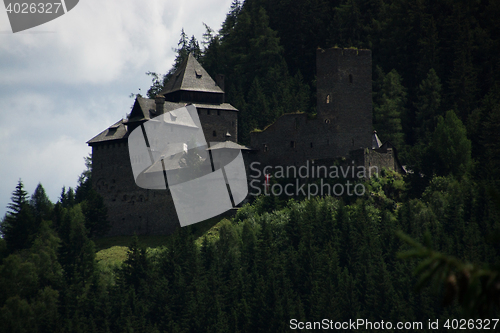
[[87, 53, 238, 236], [316, 48, 372, 156]]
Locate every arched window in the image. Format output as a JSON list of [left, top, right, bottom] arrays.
[[326, 94, 330, 103]]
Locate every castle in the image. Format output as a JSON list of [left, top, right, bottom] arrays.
[[87, 48, 402, 236]]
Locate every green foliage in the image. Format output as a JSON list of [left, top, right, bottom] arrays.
[[0, 180, 38, 253], [429, 110, 472, 178], [415, 68, 442, 142], [374, 69, 407, 149], [75, 154, 92, 204], [4, 0, 500, 330], [398, 231, 500, 318], [81, 188, 109, 238]]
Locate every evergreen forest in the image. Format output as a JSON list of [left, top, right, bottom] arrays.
[[2, 0, 500, 331]]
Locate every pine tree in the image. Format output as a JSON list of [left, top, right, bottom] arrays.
[[374, 69, 407, 149], [415, 68, 442, 142], [30, 183, 53, 226], [0, 180, 37, 253], [75, 154, 92, 204], [429, 110, 472, 178]]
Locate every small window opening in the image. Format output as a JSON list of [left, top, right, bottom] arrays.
[[291, 141, 296, 148], [263, 144, 268, 152], [349, 74, 353, 83], [217, 110, 221, 116], [326, 94, 330, 104], [310, 142, 313, 148], [213, 130, 217, 137], [324, 119, 331, 124], [207, 109, 211, 115]]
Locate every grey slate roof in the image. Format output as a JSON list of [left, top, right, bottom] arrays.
[[194, 103, 237, 111], [87, 96, 238, 145], [207, 141, 251, 150], [87, 119, 128, 144], [160, 53, 224, 95]]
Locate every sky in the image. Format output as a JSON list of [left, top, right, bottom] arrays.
[[0, 0, 234, 218]]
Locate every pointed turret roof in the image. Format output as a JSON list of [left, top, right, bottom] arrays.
[[160, 53, 224, 95], [372, 130, 382, 149]]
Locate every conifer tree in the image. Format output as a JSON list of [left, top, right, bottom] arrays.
[[429, 110, 472, 178], [374, 69, 407, 149], [0, 180, 37, 253], [415, 68, 442, 142]]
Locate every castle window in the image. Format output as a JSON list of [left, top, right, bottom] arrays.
[[290, 141, 296, 148], [207, 109, 211, 115], [107, 128, 117, 136], [310, 142, 313, 148], [263, 144, 268, 152], [349, 74, 353, 84], [326, 94, 330, 104], [324, 119, 331, 124], [217, 110, 221, 116], [213, 130, 217, 137]]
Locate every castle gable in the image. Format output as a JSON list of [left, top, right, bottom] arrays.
[[161, 53, 223, 95], [87, 119, 128, 145]]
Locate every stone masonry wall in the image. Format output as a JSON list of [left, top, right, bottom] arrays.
[[92, 141, 180, 236], [198, 109, 238, 144], [316, 48, 372, 157], [250, 48, 373, 169]]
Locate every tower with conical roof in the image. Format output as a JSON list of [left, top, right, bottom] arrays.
[[160, 53, 225, 104], [87, 53, 238, 236]]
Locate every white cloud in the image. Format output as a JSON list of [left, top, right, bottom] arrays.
[[0, 0, 234, 217]]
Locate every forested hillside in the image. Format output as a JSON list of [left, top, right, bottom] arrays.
[[1, 0, 500, 332]]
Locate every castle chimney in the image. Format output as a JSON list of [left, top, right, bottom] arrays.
[[216, 74, 225, 103], [155, 94, 165, 115]]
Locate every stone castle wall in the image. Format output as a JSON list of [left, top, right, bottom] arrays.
[[316, 48, 372, 156], [91, 47, 398, 236], [197, 108, 238, 143], [92, 141, 180, 236], [250, 48, 373, 168]]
